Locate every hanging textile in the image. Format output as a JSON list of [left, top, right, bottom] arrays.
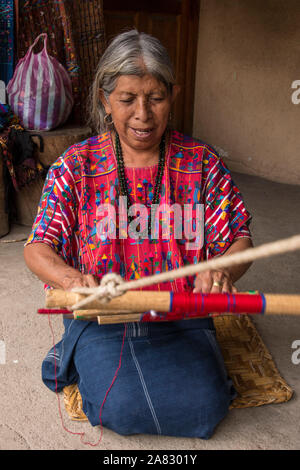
[[0, 0, 14, 86]]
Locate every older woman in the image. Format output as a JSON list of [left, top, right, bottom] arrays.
[[24, 30, 252, 439]]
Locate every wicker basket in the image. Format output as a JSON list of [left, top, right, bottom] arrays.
[[214, 315, 293, 408]]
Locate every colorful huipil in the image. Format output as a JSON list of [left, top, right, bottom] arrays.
[[25, 130, 252, 292]]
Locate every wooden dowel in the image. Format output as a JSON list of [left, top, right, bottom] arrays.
[[97, 306, 300, 325], [97, 313, 142, 324], [73, 309, 141, 319], [45, 290, 83, 308], [46, 289, 171, 312], [264, 294, 300, 315], [96, 312, 256, 325], [44, 290, 300, 322]]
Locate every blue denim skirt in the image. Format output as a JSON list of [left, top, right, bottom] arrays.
[[42, 317, 235, 439]]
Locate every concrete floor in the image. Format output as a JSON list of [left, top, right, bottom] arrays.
[[0, 171, 300, 450]]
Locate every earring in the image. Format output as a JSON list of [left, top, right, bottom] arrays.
[[104, 113, 114, 126]]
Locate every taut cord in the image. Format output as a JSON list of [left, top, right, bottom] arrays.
[[70, 233, 300, 311]]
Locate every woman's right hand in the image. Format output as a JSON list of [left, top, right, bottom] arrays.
[[61, 273, 100, 291], [24, 243, 100, 291]]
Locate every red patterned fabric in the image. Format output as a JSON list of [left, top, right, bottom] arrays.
[[25, 130, 252, 291]]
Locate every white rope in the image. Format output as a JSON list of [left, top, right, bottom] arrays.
[[70, 233, 300, 311], [86, 273, 124, 303]]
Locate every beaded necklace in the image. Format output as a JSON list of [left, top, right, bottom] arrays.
[[114, 132, 166, 238]]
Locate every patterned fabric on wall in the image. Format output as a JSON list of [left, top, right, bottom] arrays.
[[17, 0, 106, 125], [0, 0, 14, 86]]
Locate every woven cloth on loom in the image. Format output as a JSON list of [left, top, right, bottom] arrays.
[[62, 315, 293, 421]]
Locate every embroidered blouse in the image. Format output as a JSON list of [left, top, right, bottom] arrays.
[[25, 130, 252, 292]]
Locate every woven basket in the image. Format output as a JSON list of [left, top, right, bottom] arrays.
[[214, 315, 293, 408], [63, 384, 88, 421], [63, 315, 293, 421]]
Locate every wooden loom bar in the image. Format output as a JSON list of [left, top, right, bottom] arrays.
[[45, 289, 171, 312], [41, 290, 300, 325], [264, 294, 300, 315], [97, 313, 147, 324]]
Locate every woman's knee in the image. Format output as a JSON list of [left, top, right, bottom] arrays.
[[199, 384, 231, 439]]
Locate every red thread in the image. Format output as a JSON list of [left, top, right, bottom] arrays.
[[48, 314, 127, 447], [171, 293, 264, 317], [38, 308, 71, 314]]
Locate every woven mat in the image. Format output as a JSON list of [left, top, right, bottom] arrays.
[[63, 315, 293, 421], [214, 315, 293, 408]]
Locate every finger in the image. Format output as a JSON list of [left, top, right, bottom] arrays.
[[193, 286, 202, 293], [210, 271, 224, 293], [193, 274, 205, 293], [204, 269, 222, 293], [193, 276, 205, 293], [221, 278, 232, 293], [195, 270, 223, 293], [196, 272, 219, 293], [201, 279, 214, 293], [84, 274, 100, 287], [63, 277, 85, 291]]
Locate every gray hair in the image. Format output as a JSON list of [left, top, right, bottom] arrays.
[[86, 29, 176, 134]]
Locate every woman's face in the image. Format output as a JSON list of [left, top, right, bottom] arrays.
[[100, 74, 178, 153]]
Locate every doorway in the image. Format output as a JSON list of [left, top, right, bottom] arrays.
[[103, 0, 201, 135]]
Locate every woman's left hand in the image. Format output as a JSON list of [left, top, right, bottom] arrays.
[[193, 269, 237, 294]]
